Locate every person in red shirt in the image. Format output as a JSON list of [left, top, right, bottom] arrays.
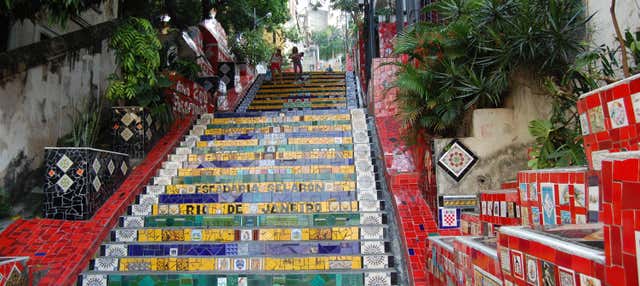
[[270, 49, 283, 84]]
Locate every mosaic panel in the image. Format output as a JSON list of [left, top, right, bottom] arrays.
[[112, 107, 158, 159], [44, 148, 130, 220], [437, 139, 478, 181]]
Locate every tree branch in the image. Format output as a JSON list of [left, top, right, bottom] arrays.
[[611, 0, 631, 77]]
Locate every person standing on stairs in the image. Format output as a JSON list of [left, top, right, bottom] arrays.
[[290, 46, 304, 83], [270, 49, 284, 84]]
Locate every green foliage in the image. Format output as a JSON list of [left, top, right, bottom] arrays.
[[527, 45, 625, 169], [311, 26, 346, 60], [211, 0, 290, 36], [392, 0, 590, 139], [231, 29, 276, 64], [58, 96, 103, 147], [171, 59, 202, 81], [107, 17, 162, 101], [330, 0, 362, 19], [283, 26, 303, 43]]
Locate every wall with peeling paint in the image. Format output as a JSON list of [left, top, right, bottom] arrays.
[[434, 73, 554, 197], [0, 40, 117, 199]]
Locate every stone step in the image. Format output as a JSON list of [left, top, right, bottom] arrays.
[[203, 124, 352, 135], [174, 165, 356, 177], [128, 200, 385, 216], [257, 87, 346, 95], [182, 158, 356, 168], [259, 83, 346, 90], [251, 94, 347, 100], [247, 104, 347, 111], [254, 91, 347, 99], [197, 130, 354, 140], [99, 241, 391, 257], [211, 113, 351, 123], [168, 173, 358, 184], [145, 181, 359, 195], [186, 151, 355, 162], [193, 136, 355, 147], [213, 109, 351, 118], [119, 212, 387, 228], [111, 226, 387, 242], [137, 190, 362, 203], [187, 144, 358, 155], [79, 270, 397, 286], [87, 255, 393, 272], [204, 120, 352, 129]]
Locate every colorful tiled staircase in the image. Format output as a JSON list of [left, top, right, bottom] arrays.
[[78, 72, 403, 285]]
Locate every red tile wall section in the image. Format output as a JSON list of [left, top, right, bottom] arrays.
[[600, 157, 640, 286], [516, 168, 599, 226], [455, 238, 502, 285], [0, 116, 194, 286], [498, 228, 606, 286], [478, 189, 521, 226], [426, 238, 457, 286], [378, 22, 397, 57], [460, 212, 485, 236], [370, 55, 463, 285], [576, 74, 640, 169]]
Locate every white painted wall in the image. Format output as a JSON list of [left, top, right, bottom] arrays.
[[0, 41, 118, 182], [587, 0, 640, 49]]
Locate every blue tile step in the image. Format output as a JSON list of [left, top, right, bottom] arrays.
[[184, 158, 355, 168], [171, 173, 358, 184], [197, 131, 353, 141], [212, 110, 351, 118], [98, 241, 388, 257], [189, 144, 354, 154]]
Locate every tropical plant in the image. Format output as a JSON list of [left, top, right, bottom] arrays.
[[311, 26, 346, 60], [58, 96, 103, 147], [231, 29, 276, 65], [106, 17, 162, 101], [391, 0, 591, 138], [527, 42, 627, 169]]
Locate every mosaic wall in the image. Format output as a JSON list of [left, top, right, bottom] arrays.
[[0, 257, 28, 286], [44, 148, 130, 220], [112, 107, 157, 159], [517, 167, 599, 226], [577, 73, 640, 170]]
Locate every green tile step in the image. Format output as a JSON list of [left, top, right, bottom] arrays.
[[87, 255, 394, 272], [80, 270, 397, 286], [118, 213, 386, 228]]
